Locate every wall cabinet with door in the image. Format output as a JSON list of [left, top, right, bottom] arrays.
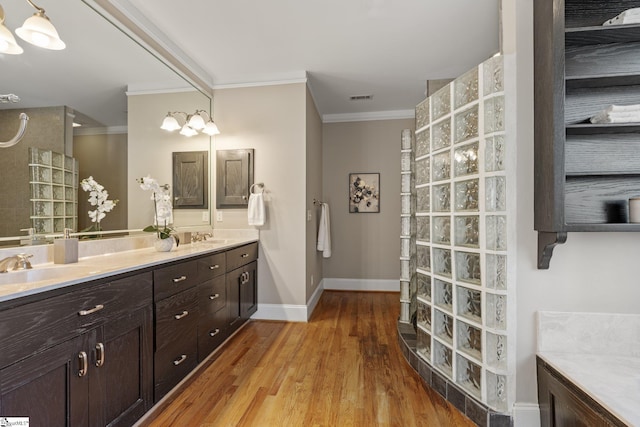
[[534, 0, 640, 268]]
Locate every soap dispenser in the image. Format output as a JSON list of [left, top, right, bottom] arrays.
[[54, 228, 79, 264]]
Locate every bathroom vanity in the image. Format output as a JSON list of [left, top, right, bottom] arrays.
[[0, 237, 258, 426]]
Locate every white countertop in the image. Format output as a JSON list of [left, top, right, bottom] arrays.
[[538, 352, 640, 426], [0, 236, 257, 305], [537, 311, 640, 427]]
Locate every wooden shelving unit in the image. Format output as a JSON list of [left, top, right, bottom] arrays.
[[534, 0, 640, 268]]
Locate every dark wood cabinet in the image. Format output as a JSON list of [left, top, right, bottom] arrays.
[[537, 357, 625, 427], [226, 243, 259, 335], [215, 149, 254, 209], [534, 0, 640, 268], [0, 272, 153, 427]]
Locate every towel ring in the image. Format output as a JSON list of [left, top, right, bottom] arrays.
[[250, 183, 264, 194]]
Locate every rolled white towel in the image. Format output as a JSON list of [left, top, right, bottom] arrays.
[[590, 112, 640, 124], [605, 104, 640, 113], [603, 8, 640, 26]]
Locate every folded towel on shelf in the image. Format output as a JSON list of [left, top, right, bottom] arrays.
[[247, 193, 265, 226], [603, 8, 640, 26], [317, 203, 331, 258], [590, 104, 640, 124]]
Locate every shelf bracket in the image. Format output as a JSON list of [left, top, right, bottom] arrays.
[[537, 232, 567, 269]]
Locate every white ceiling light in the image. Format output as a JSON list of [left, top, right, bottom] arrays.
[[0, 5, 23, 54], [15, 0, 65, 50], [161, 110, 220, 137]]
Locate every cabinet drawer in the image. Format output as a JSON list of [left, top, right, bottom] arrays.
[[198, 276, 226, 315], [197, 252, 226, 280], [226, 242, 258, 272], [154, 331, 197, 400], [155, 287, 198, 351], [154, 260, 198, 301], [0, 272, 152, 368], [198, 307, 228, 361]]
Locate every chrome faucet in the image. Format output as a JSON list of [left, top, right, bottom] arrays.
[[192, 232, 213, 242], [0, 254, 33, 273]]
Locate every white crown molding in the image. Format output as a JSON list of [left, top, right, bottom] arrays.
[[323, 109, 415, 123], [126, 86, 198, 96], [212, 76, 308, 90], [74, 126, 128, 136]]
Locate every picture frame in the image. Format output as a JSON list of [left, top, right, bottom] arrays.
[[349, 173, 380, 213]]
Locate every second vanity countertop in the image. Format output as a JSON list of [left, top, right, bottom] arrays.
[[537, 311, 640, 427], [0, 236, 258, 308]]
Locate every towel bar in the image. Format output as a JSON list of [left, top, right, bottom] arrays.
[[313, 198, 325, 205]]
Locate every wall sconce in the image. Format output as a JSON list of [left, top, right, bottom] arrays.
[[0, 0, 65, 55], [161, 110, 220, 137]]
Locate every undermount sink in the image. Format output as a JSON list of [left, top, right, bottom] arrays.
[[0, 264, 95, 285], [199, 239, 234, 245]]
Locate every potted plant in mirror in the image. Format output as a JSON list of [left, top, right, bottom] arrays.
[[80, 176, 118, 238], [137, 175, 179, 251]]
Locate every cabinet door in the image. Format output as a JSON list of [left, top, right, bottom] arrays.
[[216, 149, 254, 208], [173, 151, 208, 209], [0, 333, 92, 427], [226, 268, 242, 332], [90, 307, 153, 427], [240, 261, 258, 320]]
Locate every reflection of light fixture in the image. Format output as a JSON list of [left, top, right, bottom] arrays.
[[0, 0, 65, 55], [161, 110, 220, 137]]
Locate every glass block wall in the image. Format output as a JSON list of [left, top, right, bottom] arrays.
[[399, 129, 416, 324], [29, 148, 79, 234], [405, 55, 510, 412]]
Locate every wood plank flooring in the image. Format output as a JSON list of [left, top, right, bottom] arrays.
[[141, 291, 474, 427]]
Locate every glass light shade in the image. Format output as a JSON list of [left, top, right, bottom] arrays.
[[16, 12, 65, 50], [202, 120, 220, 135], [160, 115, 181, 131], [187, 113, 206, 130], [0, 23, 23, 54], [179, 125, 197, 137]]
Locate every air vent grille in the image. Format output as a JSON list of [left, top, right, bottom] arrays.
[[349, 95, 373, 101]]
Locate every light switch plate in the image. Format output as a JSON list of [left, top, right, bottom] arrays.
[[307, 210, 312, 221], [216, 211, 223, 222]]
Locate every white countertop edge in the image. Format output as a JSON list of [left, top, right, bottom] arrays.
[[538, 351, 640, 426], [0, 237, 258, 305]]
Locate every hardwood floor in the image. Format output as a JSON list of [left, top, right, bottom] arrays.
[[142, 291, 474, 427]]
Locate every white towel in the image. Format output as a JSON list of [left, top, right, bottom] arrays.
[[317, 203, 331, 258], [590, 104, 640, 123], [247, 193, 265, 226], [604, 8, 640, 26]]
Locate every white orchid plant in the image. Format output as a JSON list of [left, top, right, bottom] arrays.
[[80, 176, 118, 232], [137, 175, 179, 245]]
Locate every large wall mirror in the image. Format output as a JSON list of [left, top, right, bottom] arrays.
[[0, 0, 212, 245]]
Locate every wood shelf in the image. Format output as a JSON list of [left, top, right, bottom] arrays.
[[566, 24, 640, 47], [565, 123, 640, 135], [566, 73, 640, 89]]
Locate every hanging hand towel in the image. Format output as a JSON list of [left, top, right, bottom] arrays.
[[247, 193, 265, 226], [317, 203, 332, 258]]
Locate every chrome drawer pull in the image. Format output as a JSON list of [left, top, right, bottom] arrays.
[[173, 354, 187, 366], [78, 304, 104, 316], [209, 264, 220, 270], [209, 329, 220, 337], [174, 311, 189, 320], [78, 351, 88, 377], [241, 253, 249, 258], [95, 342, 105, 367], [172, 275, 187, 283], [209, 293, 220, 300]]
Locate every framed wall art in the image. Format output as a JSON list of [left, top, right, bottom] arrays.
[[349, 172, 380, 213]]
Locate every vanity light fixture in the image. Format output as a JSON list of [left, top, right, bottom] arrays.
[[0, 5, 23, 54], [161, 110, 220, 137], [0, 0, 65, 55]]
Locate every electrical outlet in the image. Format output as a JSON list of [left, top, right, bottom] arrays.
[[310, 274, 314, 286], [307, 210, 312, 221], [216, 211, 223, 222], [202, 212, 208, 222]]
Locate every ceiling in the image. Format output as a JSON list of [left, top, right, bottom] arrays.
[[1, 0, 500, 126], [123, 0, 501, 120]]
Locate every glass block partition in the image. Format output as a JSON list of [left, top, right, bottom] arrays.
[[399, 129, 416, 324], [403, 55, 510, 414], [29, 148, 79, 234]]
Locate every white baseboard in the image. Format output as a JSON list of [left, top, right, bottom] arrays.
[[306, 281, 324, 320], [323, 278, 399, 292], [252, 304, 308, 322], [513, 403, 540, 427]]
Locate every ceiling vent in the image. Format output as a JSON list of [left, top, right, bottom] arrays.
[[349, 94, 373, 101]]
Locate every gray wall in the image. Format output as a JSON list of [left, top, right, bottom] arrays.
[[321, 118, 414, 280], [74, 132, 128, 231]]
